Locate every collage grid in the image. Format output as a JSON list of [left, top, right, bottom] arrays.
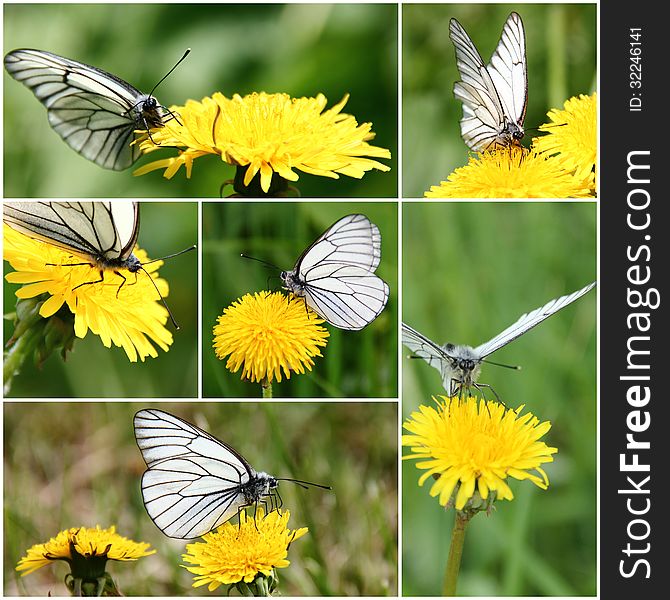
[[2, 1, 598, 597]]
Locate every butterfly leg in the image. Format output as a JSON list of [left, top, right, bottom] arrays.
[[274, 488, 284, 511], [141, 115, 161, 146], [112, 271, 128, 298], [71, 268, 105, 291], [161, 106, 183, 127], [473, 383, 507, 411]]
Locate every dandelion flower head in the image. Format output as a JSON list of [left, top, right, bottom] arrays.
[[181, 508, 308, 592], [534, 93, 597, 193], [425, 147, 593, 198], [135, 92, 392, 194], [3, 224, 173, 362], [403, 396, 558, 510], [213, 290, 329, 384], [16, 525, 155, 576]]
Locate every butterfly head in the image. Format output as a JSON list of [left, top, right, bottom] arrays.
[[135, 94, 164, 128], [441, 344, 483, 393], [498, 119, 524, 146], [280, 270, 305, 296], [242, 471, 278, 504]]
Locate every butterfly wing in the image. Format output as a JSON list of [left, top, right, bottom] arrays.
[[134, 409, 255, 539], [301, 265, 390, 330], [294, 214, 389, 330], [449, 12, 527, 151], [487, 12, 527, 133], [298, 214, 383, 271], [473, 282, 596, 358], [402, 322, 451, 372], [402, 322, 461, 392], [3, 201, 139, 262], [4, 49, 155, 170]]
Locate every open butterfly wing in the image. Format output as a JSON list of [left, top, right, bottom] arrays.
[[294, 214, 389, 330], [134, 409, 254, 539], [298, 214, 382, 272], [4, 49, 149, 170], [303, 264, 389, 330], [473, 282, 596, 359], [3, 201, 139, 262], [402, 322, 451, 372], [487, 12, 527, 129]]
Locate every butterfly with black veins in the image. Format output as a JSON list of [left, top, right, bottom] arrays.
[[2, 201, 195, 329], [449, 12, 528, 152], [278, 214, 390, 330], [3, 47, 190, 170], [403, 282, 596, 398], [133, 409, 331, 539]]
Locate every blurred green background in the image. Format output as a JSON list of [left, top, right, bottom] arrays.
[[403, 3, 597, 197], [203, 202, 397, 398], [4, 401, 397, 596], [4, 3, 397, 198], [402, 202, 596, 595], [3, 202, 198, 398]]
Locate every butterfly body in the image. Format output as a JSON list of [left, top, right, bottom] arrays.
[[440, 343, 483, 395], [449, 12, 528, 152], [240, 471, 278, 505], [403, 282, 596, 396], [4, 48, 165, 169]]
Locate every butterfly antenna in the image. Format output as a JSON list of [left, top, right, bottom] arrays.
[[141, 245, 197, 266], [277, 477, 332, 491], [148, 48, 191, 98], [481, 358, 521, 371], [240, 253, 280, 270], [138, 267, 181, 329], [138, 245, 196, 330]]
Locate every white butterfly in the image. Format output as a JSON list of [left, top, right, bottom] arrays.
[[280, 214, 390, 330], [4, 48, 188, 170], [134, 409, 330, 539], [2, 201, 194, 326], [403, 282, 595, 397], [449, 12, 528, 151]]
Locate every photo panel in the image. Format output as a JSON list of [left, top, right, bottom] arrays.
[[403, 3, 597, 198], [4, 3, 397, 198], [401, 201, 596, 595], [2, 201, 198, 398], [4, 401, 398, 596], [202, 201, 398, 398]]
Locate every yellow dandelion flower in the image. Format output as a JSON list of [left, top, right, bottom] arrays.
[[534, 93, 598, 194], [182, 508, 308, 593], [213, 290, 329, 384], [3, 224, 173, 362], [425, 147, 593, 198], [133, 92, 391, 195], [16, 525, 155, 576], [403, 396, 557, 510]]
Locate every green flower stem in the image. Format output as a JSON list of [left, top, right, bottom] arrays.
[[262, 379, 273, 398], [3, 329, 31, 394], [443, 511, 471, 596]]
